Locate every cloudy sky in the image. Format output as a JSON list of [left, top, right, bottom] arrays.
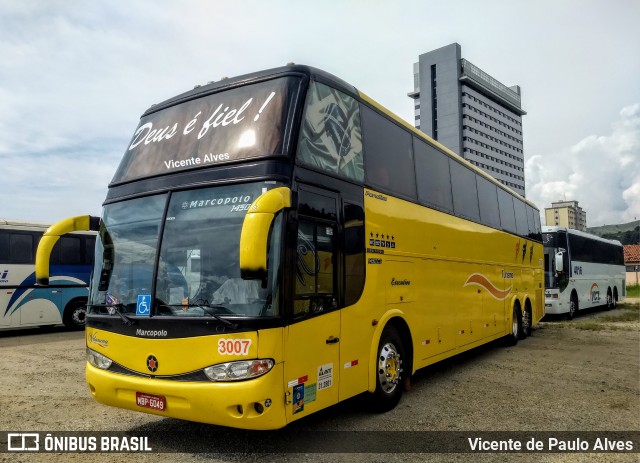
[[1, 0, 638, 227]]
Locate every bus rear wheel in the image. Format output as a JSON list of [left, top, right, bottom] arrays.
[[63, 300, 87, 330], [505, 306, 521, 346], [605, 290, 613, 311], [370, 326, 405, 412], [521, 308, 532, 338]]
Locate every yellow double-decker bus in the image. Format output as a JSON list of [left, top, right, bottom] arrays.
[[36, 65, 544, 429]]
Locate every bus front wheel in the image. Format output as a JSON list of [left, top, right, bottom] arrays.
[[568, 294, 578, 320], [63, 300, 87, 330], [370, 325, 405, 412]]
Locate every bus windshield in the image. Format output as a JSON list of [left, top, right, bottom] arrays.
[[111, 76, 300, 184], [90, 182, 283, 318]]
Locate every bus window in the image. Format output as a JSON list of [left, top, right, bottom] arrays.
[[294, 220, 337, 317], [344, 203, 365, 307], [59, 236, 82, 265], [514, 198, 529, 237], [297, 81, 364, 183], [6, 233, 34, 264], [450, 161, 480, 222], [362, 105, 417, 200], [497, 188, 516, 234], [414, 138, 453, 213], [477, 175, 501, 229]]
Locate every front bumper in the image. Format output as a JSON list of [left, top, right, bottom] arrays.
[[86, 362, 286, 430]]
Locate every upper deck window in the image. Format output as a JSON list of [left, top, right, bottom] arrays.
[[297, 81, 364, 183], [112, 77, 300, 184]]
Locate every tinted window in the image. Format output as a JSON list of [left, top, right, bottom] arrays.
[[9, 233, 34, 264], [59, 236, 81, 265], [513, 198, 529, 236], [297, 82, 364, 182], [344, 203, 365, 306], [294, 220, 337, 317], [0, 231, 9, 262], [477, 176, 501, 229], [497, 188, 516, 234], [414, 138, 453, 212], [361, 105, 417, 200], [533, 212, 542, 240], [450, 161, 480, 221], [86, 237, 96, 265]]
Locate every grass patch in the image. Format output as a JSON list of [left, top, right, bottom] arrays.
[[626, 285, 640, 298], [597, 311, 640, 323], [572, 322, 617, 331]]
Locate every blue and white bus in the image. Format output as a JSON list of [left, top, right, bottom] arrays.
[[0, 220, 95, 330], [543, 226, 626, 319]]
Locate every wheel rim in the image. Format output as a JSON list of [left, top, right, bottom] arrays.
[[512, 313, 518, 337], [607, 294, 612, 308], [72, 307, 86, 326], [378, 342, 402, 393]]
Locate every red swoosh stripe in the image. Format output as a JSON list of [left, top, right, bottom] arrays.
[[464, 273, 512, 300]]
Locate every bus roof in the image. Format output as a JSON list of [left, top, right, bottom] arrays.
[[141, 64, 538, 212], [0, 219, 50, 230], [542, 226, 623, 246]]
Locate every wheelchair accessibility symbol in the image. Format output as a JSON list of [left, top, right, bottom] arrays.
[[136, 295, 151, 316]]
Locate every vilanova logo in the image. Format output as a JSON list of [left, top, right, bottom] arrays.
[[590, 283, 601, 302], [0, 269, 8, 283], [391, 278, 411, 286], [88, 332, 109, 348]]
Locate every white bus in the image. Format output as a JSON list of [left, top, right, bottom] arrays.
[[0, 219, 96, 330], [543, 226, 626, 318]]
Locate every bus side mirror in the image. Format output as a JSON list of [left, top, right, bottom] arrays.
[[36, 215, 101, 285], [554, 251, 565, 274], [239, 187, 291, 280]]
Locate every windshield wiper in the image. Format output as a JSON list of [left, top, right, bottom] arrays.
[[159, 301, 238, 329], [88, 303, 135, 326]]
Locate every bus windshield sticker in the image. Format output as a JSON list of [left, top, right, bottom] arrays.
[[112, 77, 297, 183], [136, 295, 151, 316]]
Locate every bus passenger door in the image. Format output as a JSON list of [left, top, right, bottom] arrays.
[[284, 187, 340, 422]]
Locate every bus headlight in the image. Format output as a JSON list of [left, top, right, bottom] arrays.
[[204, 359, 274, 381], [86, 348, 113, 370]]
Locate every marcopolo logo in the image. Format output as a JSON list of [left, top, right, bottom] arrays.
[[136, 329, 168, 338]]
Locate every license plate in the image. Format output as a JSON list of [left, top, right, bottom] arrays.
[[136, 392, 166, 411]]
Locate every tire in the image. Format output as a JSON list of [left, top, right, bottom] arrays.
[[521, 308, 532, 338], [613, 288, 618, 308], [370, 325, 405, 412], [568, 294, 578, 320], [605, 290, 613, 311], [504, 306, 521, 346], [63, 300, 87, 330]]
